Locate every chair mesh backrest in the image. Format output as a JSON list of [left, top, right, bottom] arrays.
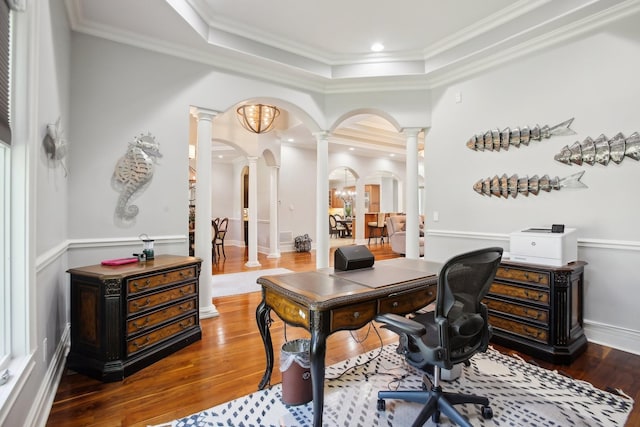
[[436, 247, 503, 353]]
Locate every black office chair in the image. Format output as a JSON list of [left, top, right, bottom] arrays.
[[376, 247, 503, 427]]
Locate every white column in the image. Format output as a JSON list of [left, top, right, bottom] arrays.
[[355, 178, 365, 242], [194, 108, 219, 318], [404, 128, 422, 259], [267, 165, 281, 258], [245, 156, 261, 267], [314, 131, 330, 269]]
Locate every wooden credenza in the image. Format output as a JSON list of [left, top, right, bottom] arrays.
[[484, 260, 587, 364], [67, 255, 202, 381]]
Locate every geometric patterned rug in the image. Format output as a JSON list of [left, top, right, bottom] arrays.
[[151, 344, 633, 427]]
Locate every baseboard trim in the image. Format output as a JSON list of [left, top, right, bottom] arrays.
[[584, 320, 640, 356], [29, 324, 70, 427]]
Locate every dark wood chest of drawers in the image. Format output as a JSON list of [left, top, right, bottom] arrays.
[[484, 260, 587, 364], [67, 255, 202, 381]]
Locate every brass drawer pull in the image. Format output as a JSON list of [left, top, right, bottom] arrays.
[[179, 320, 192, 329], [178, 304, 190, 311], [523, 272, 544, 283], [133, 298, 152, 309], [132, 336, 151, 350], [132, 317, 150, 330], [524, 290, 544, 301], [523, 326, 542, 339], [132, 279, 151, 291], [523, 308, 541, 320]]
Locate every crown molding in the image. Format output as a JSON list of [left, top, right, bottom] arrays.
[[65, 0, 640, 94]]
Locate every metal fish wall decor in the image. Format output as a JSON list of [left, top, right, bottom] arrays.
[[554, 131, 640, 166], [466, 118, 576, 152], [473, 171, 587, 198]]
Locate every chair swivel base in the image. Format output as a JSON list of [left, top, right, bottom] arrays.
[[377, 386, 493, 427]]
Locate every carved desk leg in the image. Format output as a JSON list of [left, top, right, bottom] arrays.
[[256, 296, 273, 390], [310, 314, 328, 427]]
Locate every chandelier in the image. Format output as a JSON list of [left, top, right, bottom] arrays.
[[335, 168, 356, 203], [236, 104, 280, 134]]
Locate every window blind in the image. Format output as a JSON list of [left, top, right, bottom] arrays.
[[0, 0, 11, 145]]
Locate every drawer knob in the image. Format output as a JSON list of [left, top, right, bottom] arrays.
[[392, 302, 399, 308], [353, 312, 360, 319]]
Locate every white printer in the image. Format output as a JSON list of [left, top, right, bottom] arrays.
[[509, 227, 577, 267]]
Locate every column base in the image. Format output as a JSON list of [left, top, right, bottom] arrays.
[[245, 260, 262, 267], [267, 252, 281, 259], [200, 304, 219, 319]]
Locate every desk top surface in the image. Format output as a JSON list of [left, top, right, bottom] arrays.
[[67, 255, 202, 279], [257, 258, 440, 309]]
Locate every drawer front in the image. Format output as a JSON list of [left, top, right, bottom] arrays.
[[496, 267, 549, 286], [379, 287, 436, 315], [489, 314, 548, 344], [128, 283, 196, 315], [484, 297, 548, 324], [126, 298, 197, 336], [489, 282, 549, 306], [127, 266, 197, 294], [331, 301, 377, 330], [127, 314, 196, 356], [265, 290, 310, 329]]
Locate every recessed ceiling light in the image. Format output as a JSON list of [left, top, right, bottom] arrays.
[[390, 153, 395, 157], [287, 138, 294, 142], [218, 155, 223, 159], [371, 42, 384, 52], [349, 147, 355, 151]]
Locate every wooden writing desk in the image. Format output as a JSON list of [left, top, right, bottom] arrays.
[[256, 258, 440, 427]]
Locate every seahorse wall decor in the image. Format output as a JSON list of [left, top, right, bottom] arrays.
[[111, 132, 162, 221]]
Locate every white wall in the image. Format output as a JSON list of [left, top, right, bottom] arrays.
[[5, 1, 72, 426], [424, 12, 640, 353]]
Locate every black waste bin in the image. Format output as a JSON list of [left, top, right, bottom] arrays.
[[280, 338, 312, 405]]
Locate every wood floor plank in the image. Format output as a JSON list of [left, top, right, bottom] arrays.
[[46, 242, 639, 426]]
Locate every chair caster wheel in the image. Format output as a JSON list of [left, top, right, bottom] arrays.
[[377, 399, 386, 411], [481, 406, 493, 419]]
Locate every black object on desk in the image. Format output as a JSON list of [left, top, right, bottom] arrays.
[[334, 245, 374, 271]]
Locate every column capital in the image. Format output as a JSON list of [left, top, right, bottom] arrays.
[[191, 106, 219, 121], [312, 131, 330, 141], [247, 156, 259, 163], [402, 128, 423, 138]]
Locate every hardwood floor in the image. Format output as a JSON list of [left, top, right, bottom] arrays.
[[47, 242, 639, 426]]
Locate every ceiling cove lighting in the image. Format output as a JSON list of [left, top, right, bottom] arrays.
[[236, 104, 280, 134]]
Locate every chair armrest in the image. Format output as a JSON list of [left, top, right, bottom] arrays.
[[375, 313, 426, 336]]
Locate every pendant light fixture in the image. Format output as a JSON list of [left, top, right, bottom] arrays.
[[236, 104, 280, 134]]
